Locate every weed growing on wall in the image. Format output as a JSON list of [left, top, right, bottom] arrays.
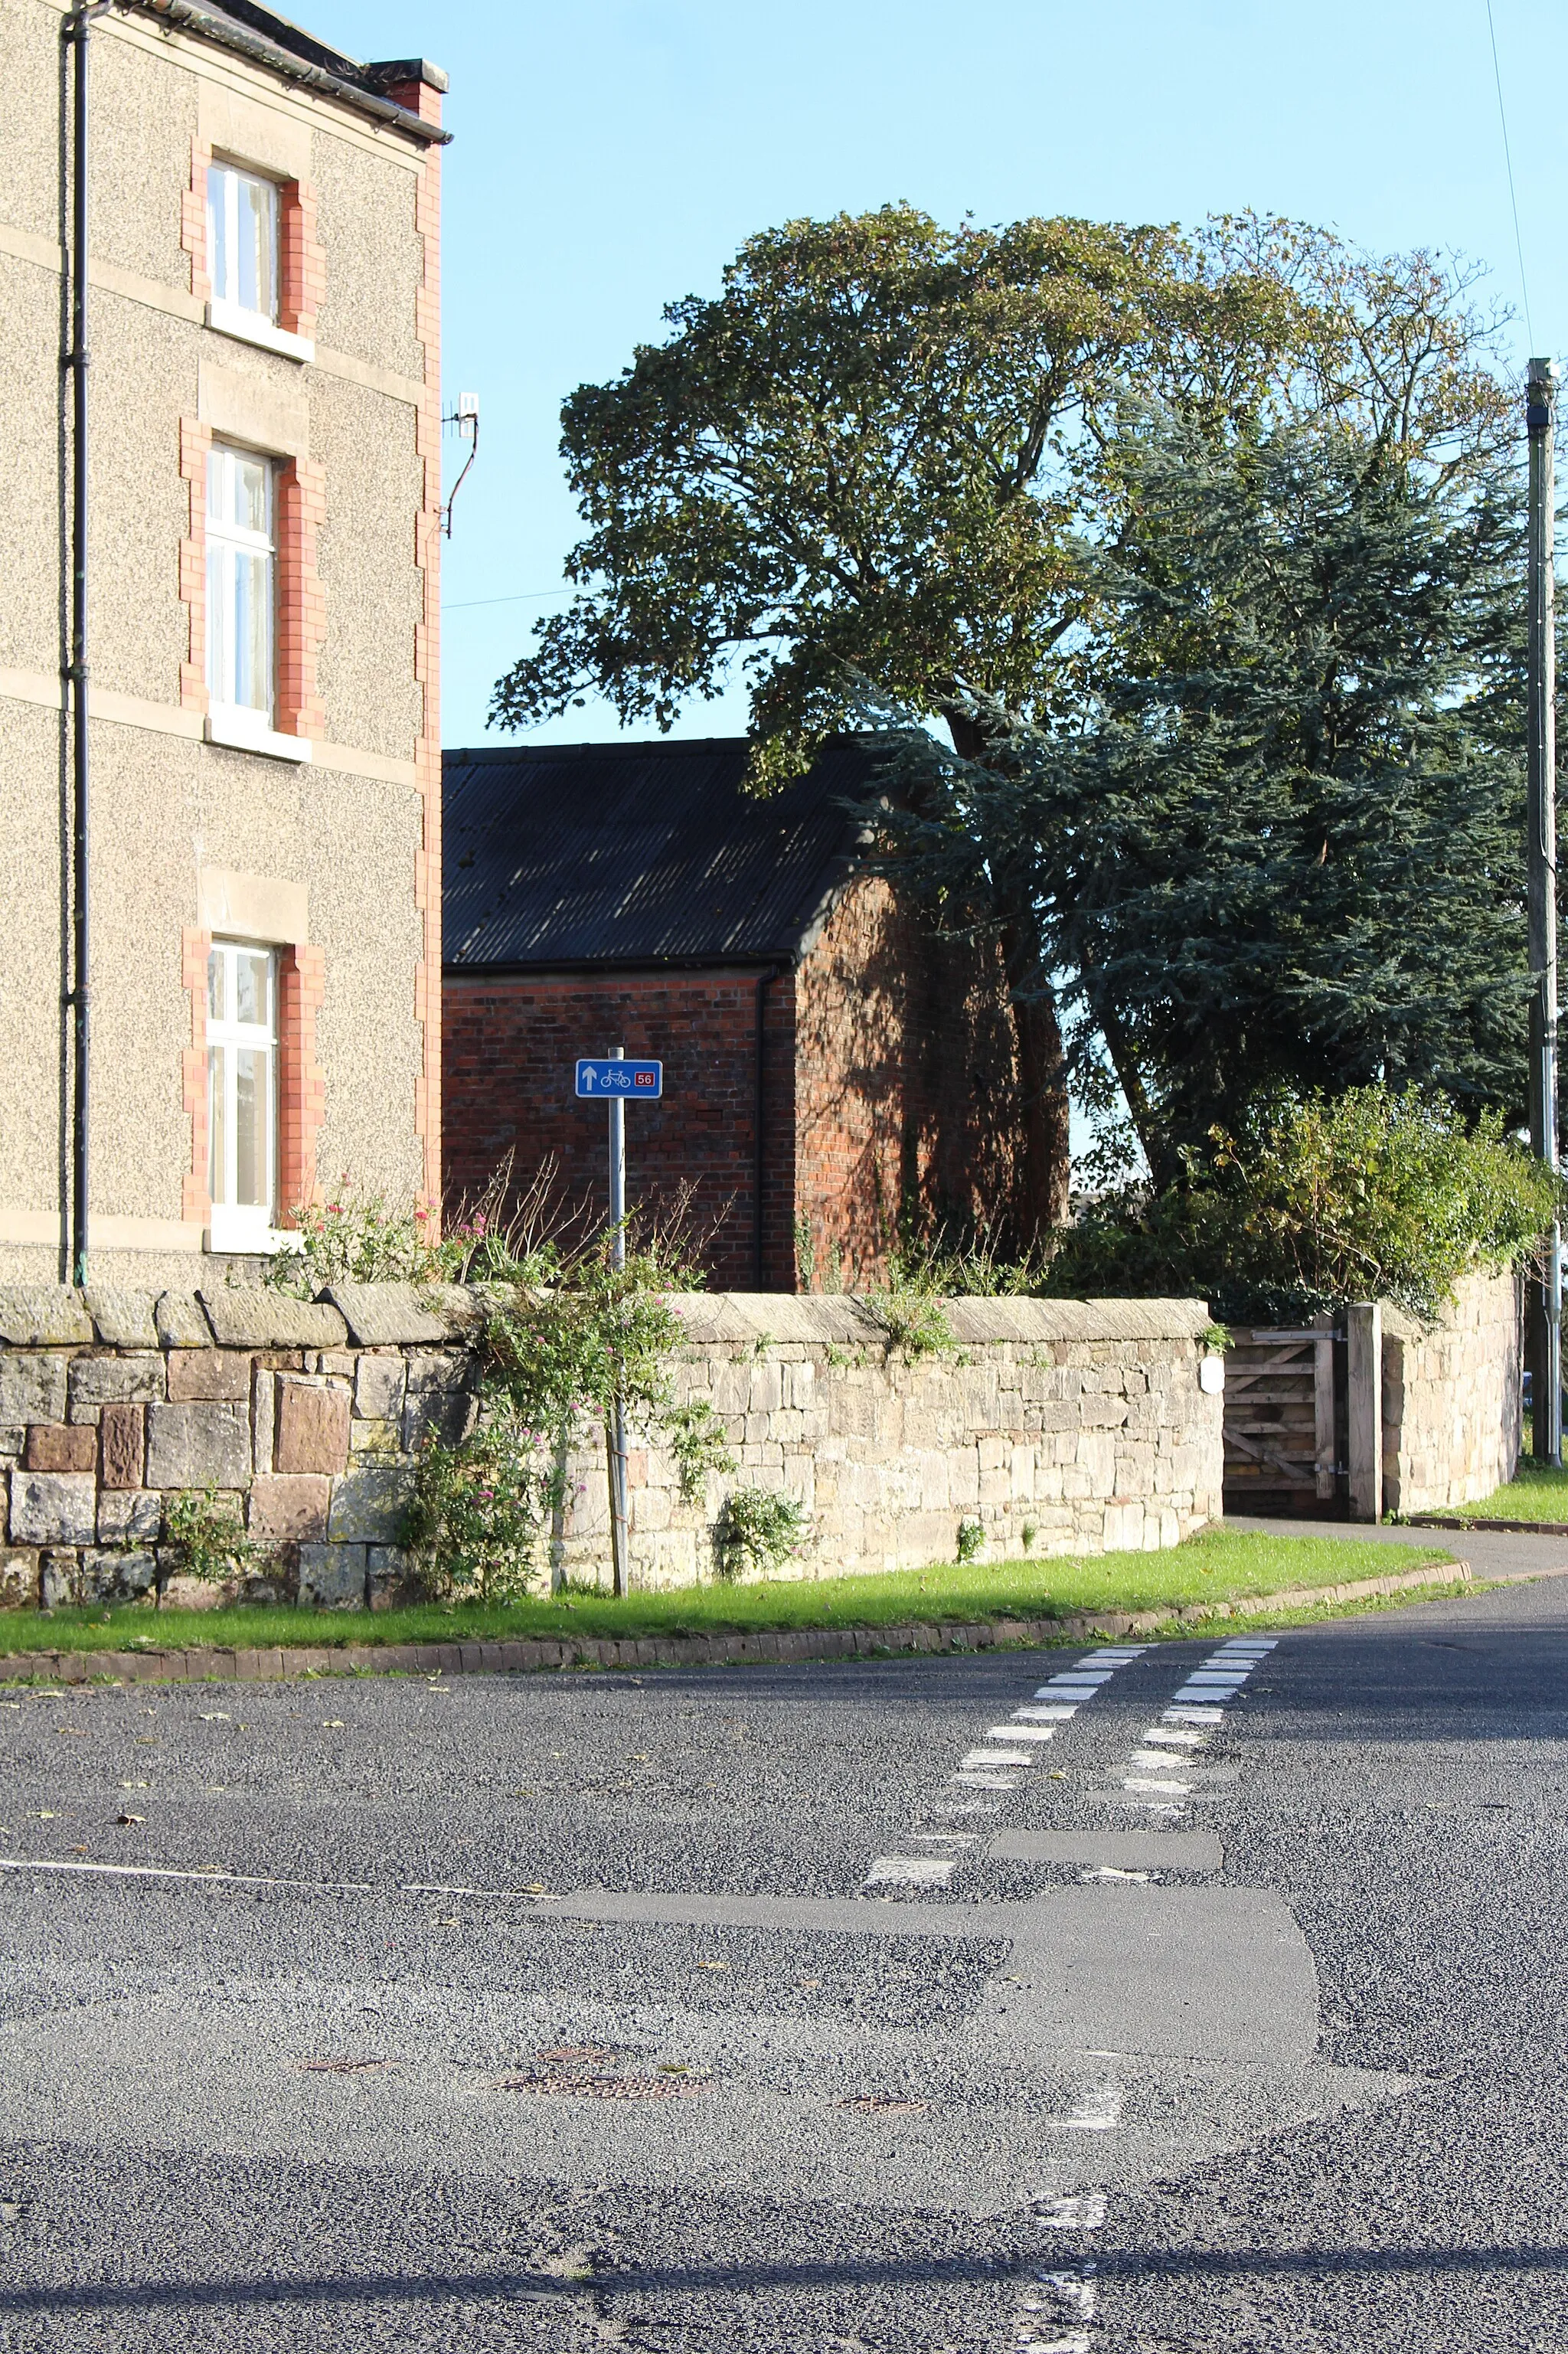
[[158, 1489, 262, 1606], [403, 1417, 546, 1603], [715, 1489, 808, 1580]]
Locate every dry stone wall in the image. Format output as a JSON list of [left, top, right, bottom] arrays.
[[1382, 1268, 1524, 1515], [0, 1286, 1222, 1611]]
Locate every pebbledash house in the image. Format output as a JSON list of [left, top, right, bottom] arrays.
[[0, 0, 446, 1287]]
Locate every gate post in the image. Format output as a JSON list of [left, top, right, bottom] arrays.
[[1347, 1300, 1383, 1522]]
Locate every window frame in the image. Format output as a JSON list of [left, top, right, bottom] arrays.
[[206, 938, 279, 1253], [206, 159, 279, 325], [205, 442, 276, 731]]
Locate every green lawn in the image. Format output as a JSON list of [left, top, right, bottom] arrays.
[[1431, 1458, 1568, 1525], [0, 1527, 1456, 1656]]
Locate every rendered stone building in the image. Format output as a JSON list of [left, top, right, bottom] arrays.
[[443, 737, 1024, 1289], [0, 0, 446, 1285]]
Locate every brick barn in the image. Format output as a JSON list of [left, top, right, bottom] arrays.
[[441, 736, 1021, 1290]]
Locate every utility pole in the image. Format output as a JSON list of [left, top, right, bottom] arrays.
[[606, 1043, 630, 1595], [1527, 357, 1561, 1466]]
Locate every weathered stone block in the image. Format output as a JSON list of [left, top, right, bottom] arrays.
[[24, 1424, 96, 1474], [0, 1356, 68, 1428], [167, 1349, 251, 1402], [349, 1417, 400, 1458], [0, 1548, 38, 1606], [328, 1466, 413, 1543], [11, 1473, 96, 1545], [83, 1287, 162, 1348], [144, 1401, 251, 1490], [68, 1354, 166, 1417], [299, 1542, 368, 1607], [82, 1547, 156, 1601], [0, 1427, 21, 1465], [402, 1365, 475, 1451], [354, 1352, 407, 1421], [154, 1292, 214, 1348], [326, 1282, 480, 1345], [249, 1475, 330, 1544], [98, 1489, 162, 1544], [275, 1380, 351, 1475], [100, 1402, 145, 1490], [0, 1289, 94, 1345], [40, 1548, 80, 1607], [368, 1545, 416, 1609], [198, 1290, 348, 1351]]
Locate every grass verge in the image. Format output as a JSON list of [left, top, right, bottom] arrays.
[[0, 1527, 1456, 1656], [1429, 1458, 1568, 1525]]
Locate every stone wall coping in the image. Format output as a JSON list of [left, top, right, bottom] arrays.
[[198, 1290, 348, 1349], [0, 1283, 1215, 1352], [669, 1292, 1213, 1346]]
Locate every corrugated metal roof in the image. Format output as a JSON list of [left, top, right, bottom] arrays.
[[443, 735, 885, 969]]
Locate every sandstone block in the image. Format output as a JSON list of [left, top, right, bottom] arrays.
[[40, 1548, 80, 1606], [0, 1356, 68, 1427], [275, 1380, 351, 1475], [198, 1290, 348, 1351], [145, 1401, 251, 1489], [25, 1424, 96, 1474], [368, 1545, 416, 1609], [154, 1292, 214, 1348], [167, 1349, 252, 1402], [0, 1548, 38, 1606], [249, 1475, 330, 1544], [98, 1489, 162, 1543], [12, 1473, 96, 1545], [83, 1547, 156, 1601], [0, 1289, 93, 1345], [83, 1288, 161, 1348], [328, 1466, 413, 1543], [299, 1542, 368, 1607], [100, 1403, 145, 1489], [354, 1353, 407, 1421], [349, 1417, 400, 1458], [68, 1354, 165, 1418]]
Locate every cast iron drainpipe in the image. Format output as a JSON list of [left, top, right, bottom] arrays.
[[64, 4, 118, 1288], [753, 968, 781, 1289]]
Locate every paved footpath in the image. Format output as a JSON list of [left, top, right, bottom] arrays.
[[2, 1528, 1567, 2349]]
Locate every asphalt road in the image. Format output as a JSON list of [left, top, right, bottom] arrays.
[[2, 1535, 1568, 2350]]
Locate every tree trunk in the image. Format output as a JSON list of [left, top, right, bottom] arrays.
[[942, 705, 1072, 1234], [1001, 921, 1073, 1235]]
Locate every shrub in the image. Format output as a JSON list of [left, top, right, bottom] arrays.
[[1049, 1085, 1562, 1322], [402, 1415, 548, 1603], [955, 1517, 985, 1564], [267, 1181, 448, 1293], [158, 1488, 260, 1605], [714, 1488, 808, 1581]]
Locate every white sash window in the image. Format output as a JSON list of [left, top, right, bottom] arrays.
[[207, 162, 277, 323], [207, 940, 277, 1251], [207, 445, 274, 726]]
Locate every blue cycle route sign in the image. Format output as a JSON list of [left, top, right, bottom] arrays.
[[576, 1058, 663, 1099]]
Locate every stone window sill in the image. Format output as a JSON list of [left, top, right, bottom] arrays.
[[206, 298, 315, 365], [204, 709, 312, 763], [204, 1218, 304, 1258]]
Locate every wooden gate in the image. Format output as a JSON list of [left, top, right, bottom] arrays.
[[1223, 1321, 1346, 1515]]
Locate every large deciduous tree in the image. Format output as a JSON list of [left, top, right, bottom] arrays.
[[492, 204, 1511, 1239]]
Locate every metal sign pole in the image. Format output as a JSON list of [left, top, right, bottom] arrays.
[[606, 1043, 630, 1595], [1527, 359, 1562, 1465]]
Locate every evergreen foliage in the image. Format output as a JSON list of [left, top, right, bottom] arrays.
[[1047, 1086, 1560, 1322]]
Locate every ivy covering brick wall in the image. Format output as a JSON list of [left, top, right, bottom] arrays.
[[0, 1287, 1225, 1611]]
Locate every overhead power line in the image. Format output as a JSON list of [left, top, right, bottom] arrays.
[[1485, 0, 1534, 351], [442, 587, 564, 612]]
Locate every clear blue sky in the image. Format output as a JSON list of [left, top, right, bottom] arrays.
[[313, 0, 1566, 752]]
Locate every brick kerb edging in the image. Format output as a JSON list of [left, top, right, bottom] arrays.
[[0, 1558, 1475, 1684]]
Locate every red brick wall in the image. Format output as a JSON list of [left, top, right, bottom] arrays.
[[442, 969, 797, 1290], [793, 874, 1023, 1284]]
